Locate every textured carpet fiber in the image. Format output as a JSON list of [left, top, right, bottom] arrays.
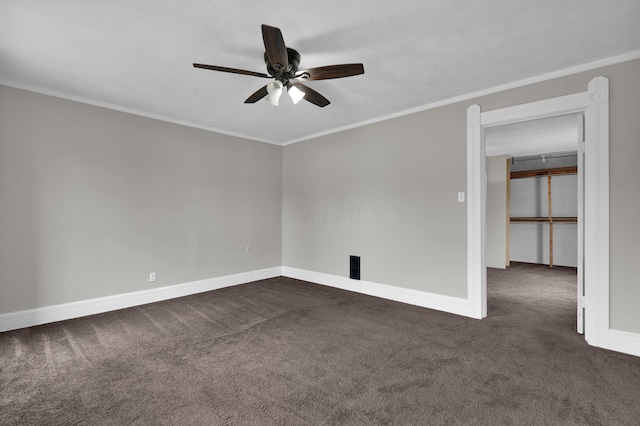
[[1, 264, 640, 425]]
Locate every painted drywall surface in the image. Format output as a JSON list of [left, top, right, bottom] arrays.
[[509, 175, 578, 267], [0, 86, 282, 313], [283, 104, 468, 298], [486, 156, 507, 269], [284, 58, 640, 333], [606, 59, 640, 333], [510, 224, 577, 267], [510, 175, 578, 218]]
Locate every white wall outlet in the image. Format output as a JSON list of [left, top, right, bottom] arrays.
[[458, 192, 465, 203], [246, 245, 253, 253], [149, 272, 156, 282]]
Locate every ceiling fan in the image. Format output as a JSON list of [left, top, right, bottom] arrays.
[[193, 24, 364, 108]]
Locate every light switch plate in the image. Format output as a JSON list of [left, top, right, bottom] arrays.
[[458, 192, 465, 203]]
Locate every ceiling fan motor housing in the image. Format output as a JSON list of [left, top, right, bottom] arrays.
[[264, 48, 301, 81]]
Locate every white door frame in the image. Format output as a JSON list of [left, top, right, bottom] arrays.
[[466, 76, 609, 348], [577, 115, 586, 334]]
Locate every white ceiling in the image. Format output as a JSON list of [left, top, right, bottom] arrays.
[[1, 1, 640, 145]]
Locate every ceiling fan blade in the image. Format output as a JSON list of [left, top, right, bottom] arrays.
[[261, 24, 288, 71], [297, 64, 364, 81], [193, 63, 271, 78], [291, 82, 330, 107], [244, 85, 269, 103]]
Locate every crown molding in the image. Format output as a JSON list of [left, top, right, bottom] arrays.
[[284, 50, 640, 145], [0, 79, 282, 146], [3, 50, 640, 147]]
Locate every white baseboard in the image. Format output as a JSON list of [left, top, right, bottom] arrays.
[[3, 264, 637, 358], [282, 266, 470, 318], [0, 267, 282, 332], [603, 329, 640, 358], [282, 267, 640, 358]]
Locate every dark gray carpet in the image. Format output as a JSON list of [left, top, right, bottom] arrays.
[[1, 264, 640, 425]]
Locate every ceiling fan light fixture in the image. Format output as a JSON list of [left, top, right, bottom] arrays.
[[288, 85, 305, 104], [193, 25, 364, 108], [266, 80, 283, 106]]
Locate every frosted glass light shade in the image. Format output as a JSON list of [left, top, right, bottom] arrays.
[[288, 85, 305, 104], [266, 80, 283, 106]]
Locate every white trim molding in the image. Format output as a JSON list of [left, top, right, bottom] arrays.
[[607, 330, 640, 358], [583, 76, 610, 350], [467, 76, 620, 354], [480, 92, 589, 127], [466, 104, 485, 319], [3, 263, 637, 357], [282, 267, 470, 318], [283, 50, 640, 146], [0, 267, 282, 332], [4, 51, 640, 148]]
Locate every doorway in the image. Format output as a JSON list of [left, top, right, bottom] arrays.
[[466, 76, 610, 349], [485, 114, 582, 332], [485, 113, 583, 269], [490, 153, 580, 336]]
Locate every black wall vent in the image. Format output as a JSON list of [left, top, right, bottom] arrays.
[[350, 256, 361, 280]]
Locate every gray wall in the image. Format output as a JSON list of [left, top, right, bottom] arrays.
[[0, 85, 283, 314], [283, 58, 640, 333], [283, 105, 469, 298], [486, 156, 508, 269]]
